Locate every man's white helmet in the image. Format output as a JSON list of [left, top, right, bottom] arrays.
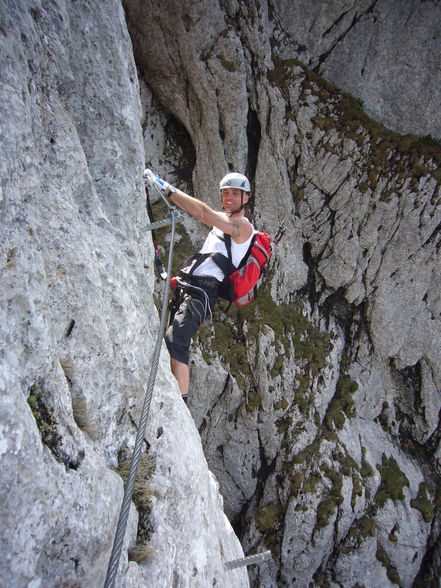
[[219, 172, 250, 193]]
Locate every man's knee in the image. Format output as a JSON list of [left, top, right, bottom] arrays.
[[165, 327, 190, 366]]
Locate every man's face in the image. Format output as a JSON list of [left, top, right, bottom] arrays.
[[221, 188, 248, 212]]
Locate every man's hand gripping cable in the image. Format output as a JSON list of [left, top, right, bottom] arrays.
[[143, 168, 181, 227]]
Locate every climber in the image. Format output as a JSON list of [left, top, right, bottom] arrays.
[[143, 169, 254, 404]]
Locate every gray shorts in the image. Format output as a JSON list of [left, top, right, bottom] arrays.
[[165, 277, 219, 365]]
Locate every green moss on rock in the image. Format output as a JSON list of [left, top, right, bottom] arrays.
[[324, 374, 358, 431], [343, 515, 376, 552], [315, 496, 338, 531], [274, 398, 289, 411], [360, 445, 374, 479], [351, 473, 363, 509], [254, 503, 283, 533], [302, 472, 321, 494], [246, 391, 262, 413], [291, 471, 304, 496], [410, 483, 434, 523], [376, 545, 401, 585], [375, 454, 409, 508]]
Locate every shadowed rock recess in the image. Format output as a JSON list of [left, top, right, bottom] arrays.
[[1, 0, 440, 587]]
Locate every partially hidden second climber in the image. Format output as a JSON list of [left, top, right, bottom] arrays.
[[143, 168, 255, 404]]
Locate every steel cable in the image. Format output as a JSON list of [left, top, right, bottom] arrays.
[[104, 209, 178, 588]]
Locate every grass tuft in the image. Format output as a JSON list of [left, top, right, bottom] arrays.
[[71, 395, 98, 439], [116, 453, 156, 549], [27, 383, 63, 462]]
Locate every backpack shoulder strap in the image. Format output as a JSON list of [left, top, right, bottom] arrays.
[[214, 253, 234, 276], [236, 233, 256, 269], [223, 233, 232, 264], [183, 231, 235, 278], [183, 252, 211, 276]]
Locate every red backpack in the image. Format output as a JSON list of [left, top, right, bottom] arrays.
[[179, 230, 272, 307], [219, 231, 272, 306], [175, 225, 284, 307]]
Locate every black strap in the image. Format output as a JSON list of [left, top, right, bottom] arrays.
[[224, 233, 233, 267], [225, 232, 255, 270], [183, 229, 235, 279], [183, 251, 234, 278]]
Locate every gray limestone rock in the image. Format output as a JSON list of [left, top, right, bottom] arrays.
[[0, 1, 248, 586], [2, 0, 440, 586], [272, 0, 441, 139], [125, 1, 441, 586]]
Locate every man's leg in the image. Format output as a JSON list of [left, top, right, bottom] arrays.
[[170, 357, 189, 396], [165, 286, 217, 404], [165, 295, 196, 403]]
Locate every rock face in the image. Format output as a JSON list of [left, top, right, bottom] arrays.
[[125, 0, 441, 587], [2, 0, 440, 587], [0, 1, 247, 587], [272, 0, 441, 140]]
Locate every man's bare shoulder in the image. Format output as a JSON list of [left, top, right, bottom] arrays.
[[230, 216, 253, 243]]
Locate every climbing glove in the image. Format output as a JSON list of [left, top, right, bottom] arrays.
[[143, 168, 175, 197]]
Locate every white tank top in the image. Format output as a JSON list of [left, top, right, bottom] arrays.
[[189, 225, 255, 281]]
